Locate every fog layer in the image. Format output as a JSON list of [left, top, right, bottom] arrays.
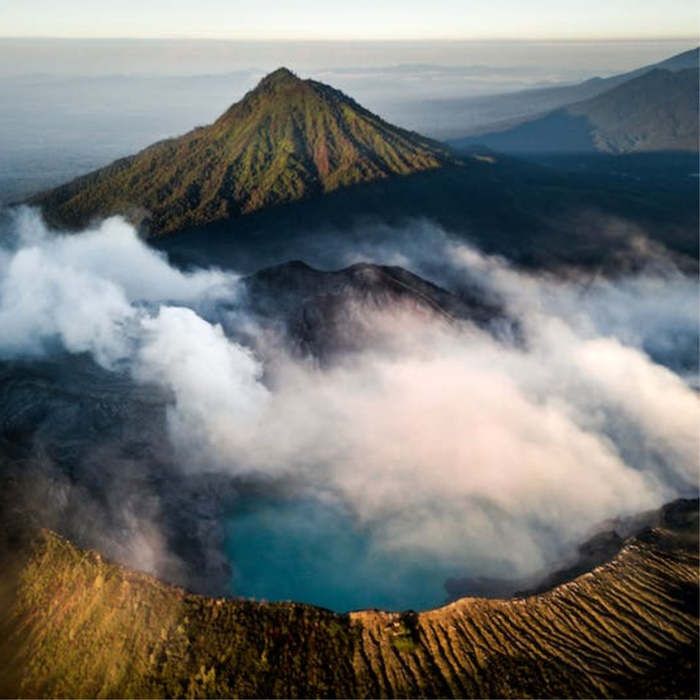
[[0, 207, 697, 600]]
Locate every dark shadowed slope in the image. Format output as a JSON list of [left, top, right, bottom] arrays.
[[0, 499, 696, 698], [28, 68, 455, 236], [155, 149, 699, 276], [455, 68, 699, 154], [242, 260, 505, 358]]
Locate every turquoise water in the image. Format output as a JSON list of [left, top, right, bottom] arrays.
[[224, 497, 456, 612]]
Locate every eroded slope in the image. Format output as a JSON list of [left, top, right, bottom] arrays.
[[1, 500, 697, 698]]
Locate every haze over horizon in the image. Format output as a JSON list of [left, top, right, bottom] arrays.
[[1, 0, 698, 41]]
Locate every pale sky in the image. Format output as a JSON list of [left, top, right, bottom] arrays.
[[1, 0, 698, 41]]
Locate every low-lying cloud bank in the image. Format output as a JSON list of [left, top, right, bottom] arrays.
[[0, 207, 697, 586]]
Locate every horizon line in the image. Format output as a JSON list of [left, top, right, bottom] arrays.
[[0, 35, 698, 44]]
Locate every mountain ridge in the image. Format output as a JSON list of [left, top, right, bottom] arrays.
[[452, 66, 699, 154], [428, 47, 699, 140], [1, 499, 696, 698]]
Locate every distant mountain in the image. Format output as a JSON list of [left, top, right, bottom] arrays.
[[29, 68, 454, 236], [452, 67, 699, 154], [417, 47, 699, 140]]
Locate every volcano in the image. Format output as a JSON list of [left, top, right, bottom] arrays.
[[30, 68, 455, 236]]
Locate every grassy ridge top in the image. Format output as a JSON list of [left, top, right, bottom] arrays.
[[1, 500, 697, 698], [29, 68, 455, 236]]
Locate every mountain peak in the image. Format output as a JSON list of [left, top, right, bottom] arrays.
[[257, 67, 302, 90], [31, 72, 457, 236]]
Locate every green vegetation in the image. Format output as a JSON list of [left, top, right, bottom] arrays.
[[388, 613, 420, 653], [0, 531, 359, 698], [31, 68, 454, 236], [0, 500, 697, 698]]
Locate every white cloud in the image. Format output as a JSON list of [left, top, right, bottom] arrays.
[[0, 208, 696, 580]]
